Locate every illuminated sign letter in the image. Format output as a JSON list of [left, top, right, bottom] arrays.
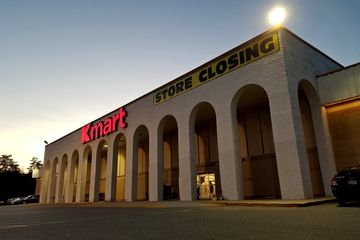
[[119, 107, 127, 128], [91, 122, 103, 139], [103, 118, 112, 135], [81, 124, 91, 144]]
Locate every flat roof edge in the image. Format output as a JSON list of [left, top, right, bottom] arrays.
[[46, 26, 346, 147], [317, 62, 360, 78], [280, 27, 343, 68]]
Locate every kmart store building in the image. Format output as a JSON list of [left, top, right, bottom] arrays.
[[39, 27, 360, 203]]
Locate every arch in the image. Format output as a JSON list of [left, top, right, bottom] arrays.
[[94, 139, 108, 201], [40, 160, 51, 203], [298, 80, 321, 108], [66, 150, 79, 202], [113, 133, 126, 201], [56, 154, 68, 203], [232, 84, 281, 199], [298, 79, 325, 197], [158, 115, 179, 200], [81, 145, 92, 202], [189, 102, 222, 200], [133, 125, 149, 200]]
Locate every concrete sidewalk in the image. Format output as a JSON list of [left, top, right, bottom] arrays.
[[210, 197, 336, 207], [54, 197, 336, 208]]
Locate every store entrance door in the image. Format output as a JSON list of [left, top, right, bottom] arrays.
[[196, 173, 216, 200]]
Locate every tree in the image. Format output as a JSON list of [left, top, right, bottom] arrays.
[[0, 155, 36, 200], [27, 157, 43, 173], [0, 154, 20, 172]]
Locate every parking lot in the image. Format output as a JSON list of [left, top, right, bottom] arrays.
[[0, 202, 359, 240]]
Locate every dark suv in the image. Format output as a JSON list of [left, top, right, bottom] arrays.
[[331, 166, 360, 205]]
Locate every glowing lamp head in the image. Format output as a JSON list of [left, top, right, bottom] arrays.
[[268, 7, 286, 26]]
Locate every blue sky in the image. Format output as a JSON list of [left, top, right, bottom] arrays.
[[0, 0, 359, 171]]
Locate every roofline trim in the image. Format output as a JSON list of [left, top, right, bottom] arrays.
[[317, 62, 360, 78], [46, 26, 345, 147]]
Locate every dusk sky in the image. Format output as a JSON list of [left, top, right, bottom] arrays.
[[1, 0, 359, 171]]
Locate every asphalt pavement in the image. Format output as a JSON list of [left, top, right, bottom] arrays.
[[0, 201, 359, 240]]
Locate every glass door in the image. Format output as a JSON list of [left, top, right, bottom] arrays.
[[196, 173, 215, 200]]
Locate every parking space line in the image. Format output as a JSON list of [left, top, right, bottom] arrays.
[[0, 224, 29, 230]]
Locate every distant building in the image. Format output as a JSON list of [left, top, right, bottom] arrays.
[[39, 26, 360, 203]]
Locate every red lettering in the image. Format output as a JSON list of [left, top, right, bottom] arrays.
[[81, 124, 91, 144], [112, 113, 120, 131], [91, 122, 103, 139], [81, 107, 128, 144], [119, 107, 127, 128], [103, 118, 112, 135]]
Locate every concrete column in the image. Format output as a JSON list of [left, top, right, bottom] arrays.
[[178, 118, 196, 201], [40, 163, 50, 204], [125, 134, 137, 201], [64, 158, 74, 203], [75, 154, 83, 202], [313, 106, 337, 196], [216, 106, 243, 200], [270, 91, 312, 200], [149, 127, 163, 201], [47, 160, 57, 203], [76, 150, 89, 202], [89, 147, 101, 202], [105, 145, 116, 201], [54, 159, 65, 203]]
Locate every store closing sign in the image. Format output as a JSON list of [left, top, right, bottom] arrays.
[[153, 32, 279, 105]]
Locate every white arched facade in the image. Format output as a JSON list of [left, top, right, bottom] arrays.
[[40, 27, 343, 203]]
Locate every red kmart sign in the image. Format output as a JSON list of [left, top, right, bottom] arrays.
[[81, 107, 127, 144]]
